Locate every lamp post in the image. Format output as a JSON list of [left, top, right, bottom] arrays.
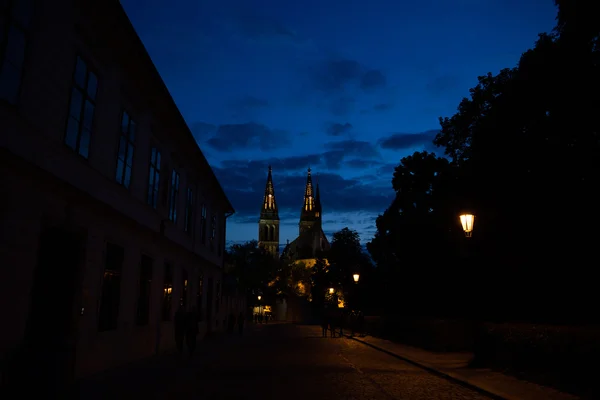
[[353, 273, 360, 283], [459, 213, 475, 238], [328, 287, 334, 294]]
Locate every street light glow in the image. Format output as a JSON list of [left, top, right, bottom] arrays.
[[328, 287, 334, 294], [459, 213, 475, 238], [353, 273, 360, 283], [258, 295, 262, 300]]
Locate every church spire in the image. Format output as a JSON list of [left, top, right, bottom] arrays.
[[260, 165, 279, 219], [303, 167, 314, 212], [259, 165, 279, 257]]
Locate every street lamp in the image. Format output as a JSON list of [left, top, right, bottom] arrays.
[[459, 213, 475, 238], [353, 273, 360, 283], [257, 295, 262, 301], [328, 287, 334, 294]]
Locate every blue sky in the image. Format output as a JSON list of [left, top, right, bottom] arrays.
[[120, 0, 557, 247]]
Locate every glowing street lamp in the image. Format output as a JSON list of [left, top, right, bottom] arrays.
[[459, 213, 475, 238], [353, 273, 360, 283], [257, 295, 262, 301], [328, 287, 334, 294]]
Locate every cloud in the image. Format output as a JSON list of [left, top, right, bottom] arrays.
[[325, 140, 380, 159], [235, 96, 269, 108], [329, 96, 355, 116], [309, 59, 387, 94], [326, 122, 353, 136], [378, 129, 440, 153], [214, 162, 395, 223], [233, 13, 296, 40], [426, 75, 462, 95], [205, 122, 290, 151], [373, 103, 392, 111], [345, 159, 384, 169], [361, 69, 386, 91], [190, 122, 217, 141]]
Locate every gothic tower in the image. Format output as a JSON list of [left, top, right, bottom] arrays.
[[258, 165, 279, 257], [299, 167, 322, 234]]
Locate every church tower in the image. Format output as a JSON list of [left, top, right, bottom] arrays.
[[258, 165, 279, 257], [299, 168, 322, 234]]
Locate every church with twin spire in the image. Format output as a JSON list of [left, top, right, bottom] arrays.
[[258, 166, 330, 261]]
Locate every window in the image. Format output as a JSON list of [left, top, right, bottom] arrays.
[[200, 204, 207, 244], [98, 243, 124, 332], [185, 187, 194, 234], [0, 0, 31, 104], [116, 111, 135, 188], [136, 255, 153, 326], [162, 263, 173, 321], [215, 280, 221, 313], [64, 55, 98, 159], [181, 269, 188, 308], [168, 170, 179, 223], [196, 273, 203, 321], [210, 214, 216, 252], [147, 148, 161, 208]]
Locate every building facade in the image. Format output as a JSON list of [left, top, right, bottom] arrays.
[[0, 0, 235, 385]]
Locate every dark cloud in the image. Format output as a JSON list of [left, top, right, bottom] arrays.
[[361, 70, 386, 91], [326, 122, 352, 136], [234, 13, 296, 39], [373, 103, 392, 111], [206, 122, 290, 151], [378, 129, 440, 153], [426, 75, 462, 95], [309, 59, 387, 94], [325, 140, 380, 159], [345, 159, 384, 169], [235, 96, 269, 108], [215, 165, 394, 222], [329, 96, 355, 116], [190, 122, 217, 141]]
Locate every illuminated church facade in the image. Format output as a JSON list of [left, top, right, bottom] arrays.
[[258, 167, 330, 261]]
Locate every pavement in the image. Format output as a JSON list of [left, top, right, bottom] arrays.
[[345, 332, 579, 400], [77, 323, 495, 399]]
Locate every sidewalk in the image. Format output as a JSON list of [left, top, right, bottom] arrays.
[[346, 334, 578, 400]]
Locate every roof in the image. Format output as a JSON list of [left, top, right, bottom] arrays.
[[114, 3, 235, 214]]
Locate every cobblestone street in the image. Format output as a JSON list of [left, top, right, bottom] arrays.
[[78, 324, 490, 399]]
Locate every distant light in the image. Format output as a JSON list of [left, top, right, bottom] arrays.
[[258, 295, 262, 300], [459, 214, 475, 238], [353, 273, 360, 283], [329, 288, 334, 294]]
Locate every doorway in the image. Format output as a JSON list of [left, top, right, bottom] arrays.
[[18, 225, 86, 395]]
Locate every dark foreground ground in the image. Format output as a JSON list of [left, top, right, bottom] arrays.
[[78, 324, 490, 399]]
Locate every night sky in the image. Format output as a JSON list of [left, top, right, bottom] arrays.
[[120, 0, 556, 247]]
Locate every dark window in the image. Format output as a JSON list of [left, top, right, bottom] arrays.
[[98, 243, 124, 332], [147, 147, 161, 208], [181, 269, 188, 308], [215, 280, 221, 313], [64, 55, 97, 159], [116, 111, 135, 188], [210, 214, 216, 252], [185, 187, 194, 234], [162, 263, 173, 321], [136, 254, 153, 326], [0, 0, 31, 104], [200, 204, 207, 244], [196, 273, 203, 321], [169, 170, 179, 223]]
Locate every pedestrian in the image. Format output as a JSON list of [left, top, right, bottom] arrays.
[[329, 312, 336, 338], [321, 313, 328, 337], [238, 311, 245, 334], [174, 305, 186, 356], [185, 307, 199, 358]]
